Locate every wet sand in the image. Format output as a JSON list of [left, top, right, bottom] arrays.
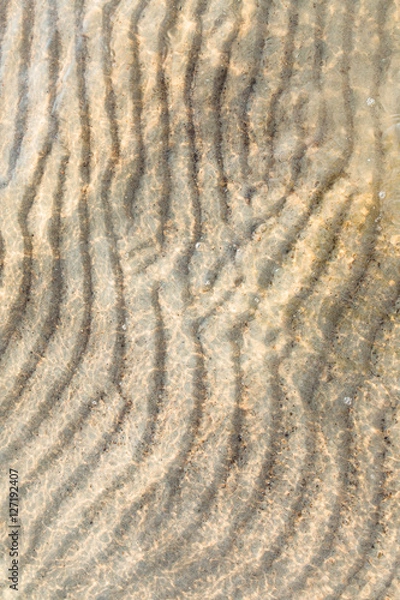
[[0, 0, 399, 598]]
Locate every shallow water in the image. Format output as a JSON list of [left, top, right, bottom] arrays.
[[0, 1, 399, 598]]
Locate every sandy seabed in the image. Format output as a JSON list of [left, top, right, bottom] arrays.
[[0, 0, 400, 598]]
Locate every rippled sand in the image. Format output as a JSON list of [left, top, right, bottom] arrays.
[[0, 0, 399, 598]]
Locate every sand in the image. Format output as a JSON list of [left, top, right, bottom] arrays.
[[0, 0, 399, 598]]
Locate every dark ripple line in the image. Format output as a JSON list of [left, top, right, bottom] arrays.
[[113, 0, 360, 572], [156, 0, 179, 247], [24, 443, 159, 596], [263, 240, 390, 596], [0, 152, 69, 435], [137, 307, 253, 547], [128, 0, 240, 542], [267, 204, 359, 600], [39, 281, 165, 558], [19, 2, 179, 584], [120, 391, 282, 600], [21, 385, 132, 570], [286, 192, 354, 335], [105, 302, 248, 577], [228, 204, 356, 578], [124, 0, 149, 222], [0, 0, 10, 214], [256, 0, 355, 288], [275, 244, 399, 592], [151, 147, 361, 600], [266, 0, 332, 325], [163, 400, 312, 597], [75, 324, 251, 599], [101, 0, 128, 393], [264, 0, 299, 183], [10, 0, 95, 500], [126, 0, 282, 530], [311, 0, 328, 147], [27, 0, 170, 560], [324, 423, 389, 600], [210, 0, 243, 222], [274, 407, 356, 600], [95, 294, 284, 597], [0, 1, 60, 361], [135, 312, 211, 548], [374, 554, 400, 600], [258, 0, 351, 317], [23, 253, 172, 588], [0, 166, 57, 360], [88, 295, 262, 590], [21, 205, 163, 573], [0, 0, 10, 68], [140, 2, 280, 293], [194, 0, 306, 296], [15, 0, 95, 432], [140, 393, 309, 599], [30, 307, 210, 595], [287, 93, 309, 190], [321, 244, 400, 596], [0, 231, 4, 285], [140, 284, 167, 450], [103, 0, 121, 160], [181, 0, 267, 291], [149, 2, 317, 299], [233, 292, 375, 596], [0, 0, 94, 590], [0, 0, 91, 390], [227, 322, 248, 468], [176, 0, 208, 298], [238, 0, 272, 200], [174, 2, 360, 587], [21, 0, 129, 502], [21, 1, 396, 596], [0, 3, 64, 430], [9, 0, 95, 504], [6, 0, 34, 179], [315, 2, 398, 594], [284, 278, 400, 600]]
